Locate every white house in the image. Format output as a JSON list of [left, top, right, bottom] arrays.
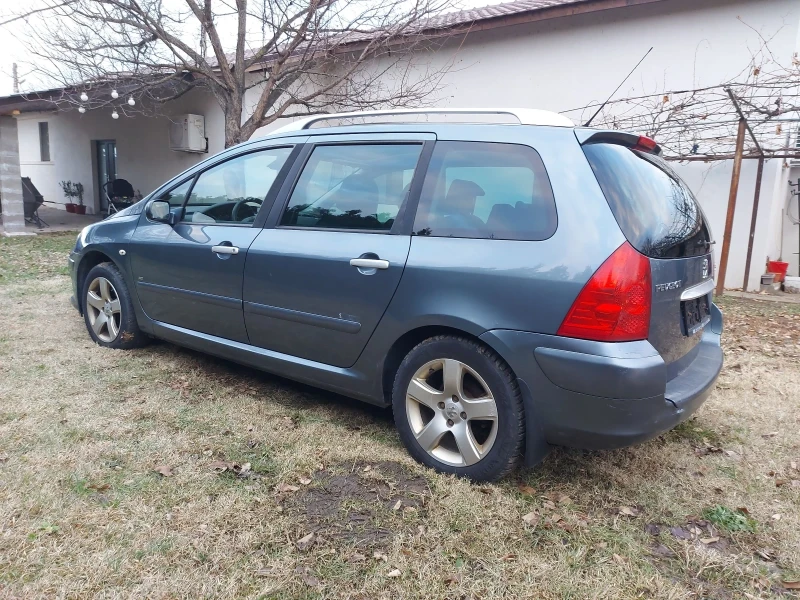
[[1, 0, 799, 290]]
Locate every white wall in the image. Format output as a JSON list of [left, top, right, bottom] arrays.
[[783, 165, 800, 277]]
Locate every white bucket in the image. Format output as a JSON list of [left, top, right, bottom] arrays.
[[785, 276, 800, 294]]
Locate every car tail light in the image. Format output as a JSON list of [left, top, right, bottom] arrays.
[[557, 242, 651, 342], [633, 135, 659, 153]]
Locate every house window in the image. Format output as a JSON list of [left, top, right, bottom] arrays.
[[38, 122, 50, 162]]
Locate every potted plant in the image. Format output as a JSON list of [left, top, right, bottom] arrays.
[[60, 180, 77, 213], [74, 182, 86, 215]]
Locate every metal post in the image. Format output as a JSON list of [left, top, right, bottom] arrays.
[[716, 117, 747, 296], [742, 156, 765, 291]]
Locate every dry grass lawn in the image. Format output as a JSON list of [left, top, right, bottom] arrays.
[[1, 232, 799, 599]]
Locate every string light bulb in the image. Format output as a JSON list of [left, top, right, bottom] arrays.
[[111, 109, 119, 119], [80, 92, 88, 102], [78, 106, 86, 114], [127, 96, 135, 106], [111, 89, 119, 99]]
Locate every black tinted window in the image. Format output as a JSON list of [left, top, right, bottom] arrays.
[[281, 144, 422, 231], [583, 143, 711, 258], [413, 142, 557, 240]]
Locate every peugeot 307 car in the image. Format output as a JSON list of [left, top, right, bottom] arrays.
[[69, 108, 723, 482]]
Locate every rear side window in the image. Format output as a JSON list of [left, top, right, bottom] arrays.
[[280, 144, 423, 231], [582, 143, 711, 258], [413, 141, 557, 240]]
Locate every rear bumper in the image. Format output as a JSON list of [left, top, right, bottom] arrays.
[[481, 303, 723, 459]]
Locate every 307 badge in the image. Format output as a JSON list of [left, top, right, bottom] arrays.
[[702, 258, 709, 279]]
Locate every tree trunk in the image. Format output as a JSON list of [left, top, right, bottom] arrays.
[[223, 100, 245, 148]]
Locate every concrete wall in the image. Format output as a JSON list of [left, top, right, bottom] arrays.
[[782, 165, 800, 277]]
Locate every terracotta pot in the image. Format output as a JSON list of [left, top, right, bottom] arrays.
[[65, 203, 76, 213], [74, 205, 87, 215]]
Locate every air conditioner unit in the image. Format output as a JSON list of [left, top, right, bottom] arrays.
[[169, 114, 206, 153]]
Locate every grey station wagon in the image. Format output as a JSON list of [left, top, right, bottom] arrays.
[[69, 108, 723, 482]]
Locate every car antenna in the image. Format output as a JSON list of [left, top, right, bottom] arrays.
[[583, 47, 653, 127]]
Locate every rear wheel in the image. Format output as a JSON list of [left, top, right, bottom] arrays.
[[392, 336, 524, 482], [82, 262, 148, 349]]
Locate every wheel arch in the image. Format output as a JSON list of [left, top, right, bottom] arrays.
[[380, 324, 514, 406], [75, 250, 118, 313]]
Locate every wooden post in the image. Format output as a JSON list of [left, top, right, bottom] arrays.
[[742, 156, 765, 291], [715, 118, 747, 296]]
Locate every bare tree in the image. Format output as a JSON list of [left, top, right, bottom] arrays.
[[9, 0, 457, 146]]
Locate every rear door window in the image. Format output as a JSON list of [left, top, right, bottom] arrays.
[[413, 141, 557, 240], [582, 143, 711, 258], [280, 143, 423, 231]]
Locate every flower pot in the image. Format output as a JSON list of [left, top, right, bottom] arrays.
[[74, 205, 87, 215], [65, 203, 76, 213]]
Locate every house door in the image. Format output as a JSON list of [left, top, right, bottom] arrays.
[[96, 140, 117, 212]]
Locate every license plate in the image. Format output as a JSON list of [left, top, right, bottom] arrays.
[[681, 295, 711, 336]]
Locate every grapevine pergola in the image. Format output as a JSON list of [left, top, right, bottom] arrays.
[[562, 53, 800, 293]]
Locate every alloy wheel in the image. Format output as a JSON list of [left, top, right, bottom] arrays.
[[405, 358, 499, 467], [85, 276, 122, 343]]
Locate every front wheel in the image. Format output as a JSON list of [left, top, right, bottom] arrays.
[[82, 262, 148, 349], [392, 336, 525, 482]]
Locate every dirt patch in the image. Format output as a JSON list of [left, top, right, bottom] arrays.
[[281, 461, 430, 548]]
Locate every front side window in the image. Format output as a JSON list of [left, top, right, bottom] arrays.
[[182, 147, 293, 224], [413, 141, 557, 240], [158, 179, 192, 208], [280, 143, 423, 231]]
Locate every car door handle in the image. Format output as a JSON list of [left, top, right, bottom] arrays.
[[212, 245, 239, 255], [350, 258, 389, 270]]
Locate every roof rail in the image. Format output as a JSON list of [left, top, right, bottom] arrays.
[[270, 107, 574, 134]]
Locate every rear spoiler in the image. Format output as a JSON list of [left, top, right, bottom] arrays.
[[574, 128, 662, 156]]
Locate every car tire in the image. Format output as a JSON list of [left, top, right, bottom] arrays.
[[392, 335, 524, 482], [82, 262, 148, 350]]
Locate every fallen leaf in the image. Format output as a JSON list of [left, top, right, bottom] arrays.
[[403, 505, 417, 513], [202, 449, 213, 456], [522, 511, 540, 526], [618, 506, 640, 517], [238, 463, 251, 475], [0, 454, 9, 463], [762, 431, 779, 438], [444, 574, 460, 585], [776, 479, 789, 487], [517, 484, 536, 496], [86, 483, 110, 492], [501, 553, 517, 561], [387, 569, 402, 578], [645, 523, 661, 536], [153, 465, 173, 477], [275, 482, 300, 493], [782, 581, 800, 590], [542, 500, 556, 510], [362, 465, 372, 472], [392, 500, 402, 511], [209, 460, 233, 472], [373, 551, 388, 562], [613, 553, 626, 564], [670, 526, 692, 540], [347, 552, 366, 563], [756, 549, 775, 561], [700, 536, 720, 544], [294, 567, 321, 588], [299, 476, 312, 485], [651, 543, 676, 558], [737, 507, 750, 515], [771, 513, 781, 521], [549, 513, 563, 523], [296, 532, 315, 551], [595, 542, 608, 549], [400, 548, 412, 556], [255, 567, 276, 577]]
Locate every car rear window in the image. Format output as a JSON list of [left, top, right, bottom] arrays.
[[582, 143, 711, 258], [413, 141, 557, 241]]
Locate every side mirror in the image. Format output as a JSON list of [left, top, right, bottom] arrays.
[[148, 200, 178, 225]]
